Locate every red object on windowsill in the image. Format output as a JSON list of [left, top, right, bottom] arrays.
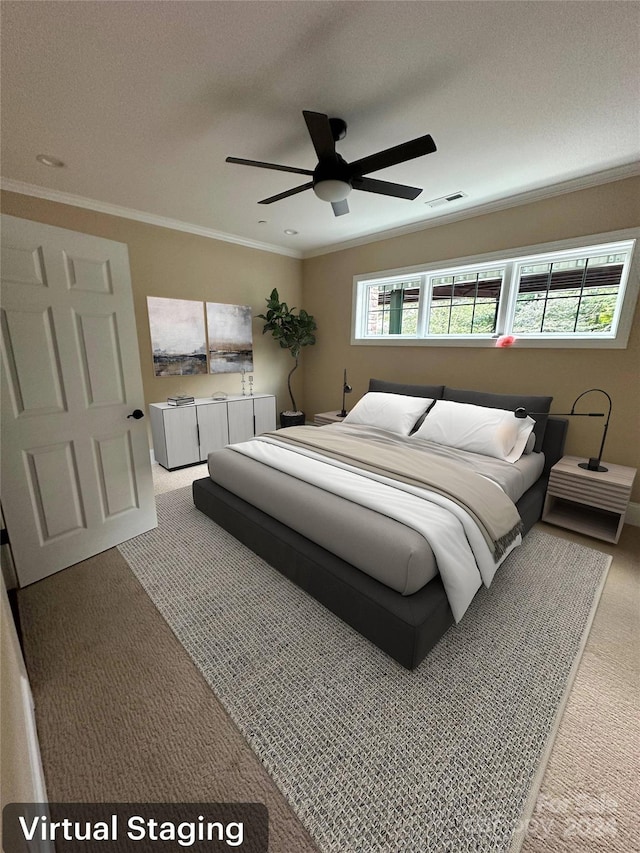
[[495, 335, 517, 348]]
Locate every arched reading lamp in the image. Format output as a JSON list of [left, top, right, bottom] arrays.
[[515, 388, 612, 472], [338, 369, 353, 418]]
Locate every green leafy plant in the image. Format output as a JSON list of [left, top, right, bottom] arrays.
[[257, 288, 317, 413]]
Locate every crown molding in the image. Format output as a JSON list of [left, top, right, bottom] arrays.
[[0, 179, 303, 259], [301, 162, 640, 259], [3, 162, 638, 262]]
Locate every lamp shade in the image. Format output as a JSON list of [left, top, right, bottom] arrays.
[[313, 180, 352, 202]]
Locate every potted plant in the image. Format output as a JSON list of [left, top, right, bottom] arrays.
[[258, 288, 317, 427]]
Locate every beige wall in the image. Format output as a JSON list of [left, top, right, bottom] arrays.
[[2, 181, 639, 500], [1, 191, 304, 438], [301, 177, 640, 501]]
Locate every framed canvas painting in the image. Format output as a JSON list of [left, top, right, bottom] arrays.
[[207, 302, 254, 374], [147, 296, 207, 376]]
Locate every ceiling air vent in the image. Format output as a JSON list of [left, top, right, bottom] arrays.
[[425, 191, 467, 208]]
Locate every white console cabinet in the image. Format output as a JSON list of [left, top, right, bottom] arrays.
[[149, 394, 276, 470]]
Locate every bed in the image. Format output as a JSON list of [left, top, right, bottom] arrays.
[[193, 380, 567, 669]]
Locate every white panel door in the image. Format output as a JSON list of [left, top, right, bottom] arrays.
[[0, 215, 157, 586], [197, 402, 229, 460]]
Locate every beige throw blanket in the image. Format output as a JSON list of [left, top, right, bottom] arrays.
[[268, 426, 523, 559]]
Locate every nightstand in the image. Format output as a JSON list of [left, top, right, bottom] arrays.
[[313, 411, 347, 426], [542, 455, 637, 544]]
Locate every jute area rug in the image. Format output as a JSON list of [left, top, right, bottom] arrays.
[[118, 485, 610, 853]]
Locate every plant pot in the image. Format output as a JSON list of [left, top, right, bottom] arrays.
[[280, 411, 306, 428]]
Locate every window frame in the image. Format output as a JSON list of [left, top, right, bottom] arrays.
[[351, 228, 640, 348]]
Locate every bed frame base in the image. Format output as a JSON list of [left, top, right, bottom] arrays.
[[193, 476, 453, 670], [192, 417, 567, 670]]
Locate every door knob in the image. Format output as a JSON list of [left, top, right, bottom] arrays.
[[127, 409, 145, 420]]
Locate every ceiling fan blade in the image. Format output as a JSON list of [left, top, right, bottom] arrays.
[[352, 176, 422, 200], [226, 156, 313, 176], [348, 134, 437, 177], [258, 182, 314, 204], [303, 111, 337, 162], [331, 199, 350, 217]]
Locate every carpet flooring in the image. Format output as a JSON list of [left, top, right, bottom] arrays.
[[17, 545, 320, 853], [519, 525, 640, 853], [114, 485, 610, 853], [16, 467, 639, 852]]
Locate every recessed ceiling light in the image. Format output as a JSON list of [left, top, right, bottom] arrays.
[[258, 219, 268, 224], [36, 154, 65, 168], [284, 229, 298, 235]]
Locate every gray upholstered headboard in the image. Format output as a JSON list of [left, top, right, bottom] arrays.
[[538, 417, 568, 474]]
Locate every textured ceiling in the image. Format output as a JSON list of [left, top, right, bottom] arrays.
[[1, 1, 639, 256]]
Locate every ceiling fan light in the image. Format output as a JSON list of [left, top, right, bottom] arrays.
[[313, 179, 352, 203]]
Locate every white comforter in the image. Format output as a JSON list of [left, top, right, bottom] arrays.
[[231, 435, 520, 622]]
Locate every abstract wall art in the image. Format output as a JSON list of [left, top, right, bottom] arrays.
[[147, 296, 207, 376], [206, 302, 254, 374], [147, 297, 254, 376]]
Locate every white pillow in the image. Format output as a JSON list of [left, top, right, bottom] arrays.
[[523, 431, 536, 455], [343, 392, 433, 436], [411, 399, 535, 462]]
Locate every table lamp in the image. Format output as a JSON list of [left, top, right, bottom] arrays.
[[338, 369, 353, 418], [515, 388, 612, 472]]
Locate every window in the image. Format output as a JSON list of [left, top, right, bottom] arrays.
[[428, 267, 504, 335], [366, 280, 420, 335], [512, 252, 625, 335], [352, 231, 639, 348]]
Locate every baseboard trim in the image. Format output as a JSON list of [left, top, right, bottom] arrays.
[[626, 501, 640, 528]]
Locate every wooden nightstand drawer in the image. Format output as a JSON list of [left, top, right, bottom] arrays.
[[543, 455, 636, 544], [546, 475, 630, 513]]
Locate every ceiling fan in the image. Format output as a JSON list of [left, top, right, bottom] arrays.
[[226, 110, 437, 217]]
